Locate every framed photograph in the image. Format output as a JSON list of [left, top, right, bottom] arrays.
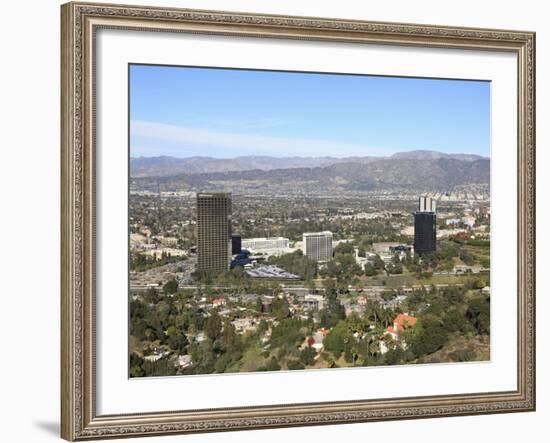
[[61, 2, 536, 440]]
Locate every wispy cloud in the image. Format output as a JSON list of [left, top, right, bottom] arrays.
[[202, 116, 289, 131], [130, 120, 394, 158]]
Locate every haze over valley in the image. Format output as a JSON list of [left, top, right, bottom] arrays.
[[130, 150, 489, 197]]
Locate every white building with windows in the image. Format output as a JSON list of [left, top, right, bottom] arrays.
[[303, 294, 326, 311], [241, 237, 289, 251], [419, 195, 437, 212], [303, 231, 333, 262]]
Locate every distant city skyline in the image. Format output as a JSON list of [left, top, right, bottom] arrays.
[[130, 64, 491, 159]]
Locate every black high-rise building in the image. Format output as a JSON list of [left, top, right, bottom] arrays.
[[231, 234, 242, 255], [197, 193, 232, 275], [414, 196, 437, 254], [414, 212, 436, 253]]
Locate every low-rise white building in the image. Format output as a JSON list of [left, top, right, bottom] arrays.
[[242, 237, 290, 251], [303, 294, 326, 311], [143, 247, 187, 259], [372, 242, 402, 253], [231, 317, 258, 334], [176, 354, 193, 368], [462, 216, 477, 228]]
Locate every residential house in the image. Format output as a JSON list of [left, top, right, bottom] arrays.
[[381, 313, 418, 354]]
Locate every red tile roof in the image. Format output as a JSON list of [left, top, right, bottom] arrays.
[[387, 314, 417, 334]]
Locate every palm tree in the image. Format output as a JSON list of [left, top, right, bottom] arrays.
[[380, 308, 395, 329], [346, 313, 363, 334], [368, 335, 381, 359], [363, 333, 381, 365], [367, 302, 382, 328]]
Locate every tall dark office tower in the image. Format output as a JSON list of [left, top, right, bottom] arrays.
[[197, 193, 232, 275], [414, 196, 436, 254], [231, 234, 242, 255]]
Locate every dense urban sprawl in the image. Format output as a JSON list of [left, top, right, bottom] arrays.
[[128, 188, 490, 377]]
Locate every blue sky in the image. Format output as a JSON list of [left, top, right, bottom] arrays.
[[130, 64, 490, 159]]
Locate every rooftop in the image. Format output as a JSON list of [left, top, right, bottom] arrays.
[[246, 265, 300, 280], [387, 313, 418, 334], [303, 231, 333, 237], [196, 192, 231, 198], [242, 237, 289, 241]]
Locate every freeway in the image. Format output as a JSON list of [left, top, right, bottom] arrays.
[[129, 282, 461, 295]]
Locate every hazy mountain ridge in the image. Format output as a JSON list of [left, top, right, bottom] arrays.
[[130, 155, 375, 177], [131, 155, 490, 194], [389, 150, 486, 162], [130, 150, 487, 178]]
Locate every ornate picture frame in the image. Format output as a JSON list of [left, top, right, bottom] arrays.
[[61, 1, 535, 440]]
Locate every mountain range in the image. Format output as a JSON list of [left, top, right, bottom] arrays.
[[130, 150, 487, 178], [130, 150, 489, 194]]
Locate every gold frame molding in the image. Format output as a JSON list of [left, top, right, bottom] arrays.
[[61, 2, 536, 440]]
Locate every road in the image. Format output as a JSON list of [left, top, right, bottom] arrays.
[[129, 282, 460, 295]]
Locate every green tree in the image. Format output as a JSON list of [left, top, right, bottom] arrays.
[[466, 295, 490, 335], [271, 297, 290, 321], [300, 347, 317, 366], [409, 315, 447, 357], [364, 263, 378, 277], [259, 357, 281, 371], [219, 319, 239, 350], [333, 242, 355, 255], [163, 279, 179, 295], [323, 321, 350, 358], [287, 360, 305, 370], [204, 311, 222, 341], [165, 325, 189, 353], [129, 353, 145, 377], [267, 250, 318, 280], [384, 347, 406, 365]]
